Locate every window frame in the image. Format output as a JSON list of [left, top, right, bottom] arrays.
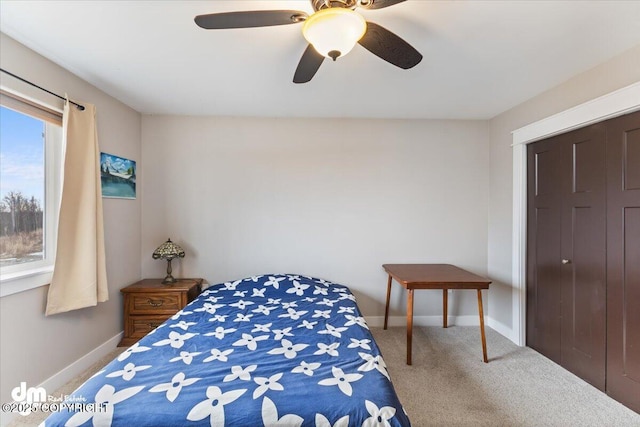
[[0, 89, 63, 297]]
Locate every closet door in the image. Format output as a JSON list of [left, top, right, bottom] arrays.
[[606, 111, 640, 412], [560, 125, 607, 391], [527, 125, 607, 390], [526, 135, 564, 364]]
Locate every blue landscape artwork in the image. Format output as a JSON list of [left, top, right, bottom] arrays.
[[100, 152, 136, 199]]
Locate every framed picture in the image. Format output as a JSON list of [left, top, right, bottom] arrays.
[[100, 152, 136, 199]]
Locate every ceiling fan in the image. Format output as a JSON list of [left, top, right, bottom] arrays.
[[194, 0, 422, 83]]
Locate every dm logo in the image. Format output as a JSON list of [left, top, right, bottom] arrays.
[[11, 382, 47, 415]]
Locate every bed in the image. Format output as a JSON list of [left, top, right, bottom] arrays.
[[43, 274, 411, 426]]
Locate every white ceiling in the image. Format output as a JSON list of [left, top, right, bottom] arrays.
[[1, 1, 639, 119]]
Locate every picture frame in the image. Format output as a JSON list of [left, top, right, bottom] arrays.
[[100, 152, 136, 199]]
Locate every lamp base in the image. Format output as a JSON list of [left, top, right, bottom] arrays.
[[162, 259, 177, 284], [162, 274, 177, 285]]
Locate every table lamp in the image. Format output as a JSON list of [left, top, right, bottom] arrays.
[[152, 238, 185, 284]]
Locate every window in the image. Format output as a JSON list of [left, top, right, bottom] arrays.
[[0, 90, 63, 296]]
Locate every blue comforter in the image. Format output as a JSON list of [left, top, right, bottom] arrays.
[[43, 274, 411, 426]]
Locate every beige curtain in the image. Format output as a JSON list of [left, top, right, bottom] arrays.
[[46, 100, 108, 315]]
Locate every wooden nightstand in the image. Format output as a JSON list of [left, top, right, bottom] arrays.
[[118, 278, 203, 347]]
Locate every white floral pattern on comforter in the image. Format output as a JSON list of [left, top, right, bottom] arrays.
[[43, 274, 411, 427]]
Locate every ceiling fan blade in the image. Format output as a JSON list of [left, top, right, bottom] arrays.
[[194, 10, 308, 29], [358, 21, 422, 69], [293, 45, 325, 84], [358, 0, 407, 10]]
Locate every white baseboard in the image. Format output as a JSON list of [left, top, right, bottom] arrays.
[[38, 332, 124, 393], [487, 317, 519, 345], [367, 315, 522, 346], [366, 315, 486, 328], [367, 315, 529, 351], [40, 331, 124, 394], [0, 331, 123, 427]]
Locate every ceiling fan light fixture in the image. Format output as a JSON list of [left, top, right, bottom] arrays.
[[302, 8, 367, 61]]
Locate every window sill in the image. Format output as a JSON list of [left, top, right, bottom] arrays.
[[0, 266, 53, 297]]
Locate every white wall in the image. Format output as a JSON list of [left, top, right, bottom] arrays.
[[487, 44, 640, 340], [141, 117, 489, 319], [0, 34, 142, 406]]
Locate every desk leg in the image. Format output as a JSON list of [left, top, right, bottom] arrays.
[[407, 289, 414, 365], [384, 275, 392, 330], [477, 289, 488, 363], [443, 289, 448, 328]]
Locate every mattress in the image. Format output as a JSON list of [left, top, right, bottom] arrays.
[[42, 274, 410, 426]]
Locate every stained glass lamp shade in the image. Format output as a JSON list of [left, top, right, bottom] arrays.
[[152, 238, 185, 284]]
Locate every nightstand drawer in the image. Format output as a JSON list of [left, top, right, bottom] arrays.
[[129, 292, 181, 313], [128, 315, 172, 338], [119, 278, 203, 347]]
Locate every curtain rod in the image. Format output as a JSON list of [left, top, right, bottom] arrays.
[[0, 68, 85, 111]]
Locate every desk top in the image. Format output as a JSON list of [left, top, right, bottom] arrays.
[[382, 264, 491, 289]]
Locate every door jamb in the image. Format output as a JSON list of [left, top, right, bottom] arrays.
[[510, 82, 640, 346]]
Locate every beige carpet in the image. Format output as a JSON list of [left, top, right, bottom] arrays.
[[8, 327, 640, 426], [371, 326, 640, 426]]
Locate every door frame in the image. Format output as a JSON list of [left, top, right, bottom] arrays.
[[510, 82, 640, 346]]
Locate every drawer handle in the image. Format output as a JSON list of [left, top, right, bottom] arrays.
[[147, 322, 162, 329], [147, 298, 164, 307]]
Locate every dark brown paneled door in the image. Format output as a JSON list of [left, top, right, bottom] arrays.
[[527, 125, 607, 391], [527, 136, 563, 365], [560, 125, 607, 391], [606, 111, 640, 412]]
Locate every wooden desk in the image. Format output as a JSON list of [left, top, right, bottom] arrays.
[[383, 264, 491, 365]]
